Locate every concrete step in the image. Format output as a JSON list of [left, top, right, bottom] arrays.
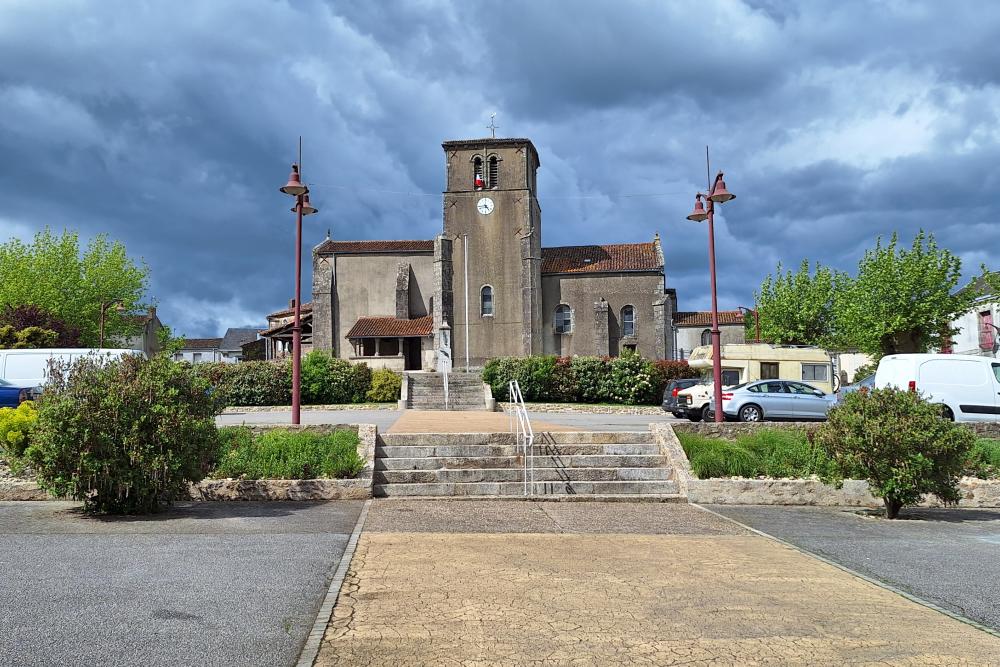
[[376, 443, 662, 458], [380, 431, 654, 446], [373, 480, 680, 497], [374, 467, 674, 484], [407, 399, 485, 407], [376, 454, 669, 470], [405, 405, 486, 412]]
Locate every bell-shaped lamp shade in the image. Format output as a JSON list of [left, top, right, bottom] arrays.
[[292, 193, 319, 215], [686, 196, 709, 222], [280, 164, 308, 196], [708, 175, 735, 203]]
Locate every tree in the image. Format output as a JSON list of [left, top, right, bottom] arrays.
[[0, 228, 149, 347], [813, 387, 975, 519], [0, 304, 81, 347], [754, 260, 841, 346], [836, 232, 974, 357]]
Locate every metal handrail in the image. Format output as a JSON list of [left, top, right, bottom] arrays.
[[508, 379, 534, 495]]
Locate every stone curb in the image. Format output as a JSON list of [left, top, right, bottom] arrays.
[[692, 502, 1000, 641], [222, 404, 398, 414], [499, 402, 666, 415], [296, 498, 372, 667]]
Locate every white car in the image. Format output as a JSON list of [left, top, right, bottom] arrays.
[[875, 353, 1000, 422], [0, 348, 144, 386]]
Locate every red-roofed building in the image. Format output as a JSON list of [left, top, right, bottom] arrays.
[[673, 311, 747, 360], [308, 136, 687, 370]]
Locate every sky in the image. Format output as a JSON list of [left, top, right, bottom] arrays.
[[2, 0, 999, 337]]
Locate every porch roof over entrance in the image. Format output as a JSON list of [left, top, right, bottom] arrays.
[[346, 315, 434, 339]]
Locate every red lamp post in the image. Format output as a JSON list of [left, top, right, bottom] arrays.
[[686, 172, 736, 423], [279, 162, 318, 425]]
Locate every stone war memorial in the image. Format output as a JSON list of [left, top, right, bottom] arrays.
[[310, 137, 678, 373]]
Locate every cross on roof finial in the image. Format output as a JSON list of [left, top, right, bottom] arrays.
[[487, 113, 499, 139]]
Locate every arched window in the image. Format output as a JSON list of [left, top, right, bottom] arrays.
[[700, 329, 711, 346], [480, 285, 494, 317], [473, 157, 484, 189], [554, 304, 573, 334], [488, 156, 499, 188], [621, 305, 636, 337]]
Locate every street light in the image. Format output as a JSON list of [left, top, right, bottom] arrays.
[[99, 301, 126, 348], [686, 171, 736, 423], [737, 305, 760, 343], [279, 159, 318, 425]]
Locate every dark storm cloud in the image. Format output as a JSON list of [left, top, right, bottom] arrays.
[[0, 0, 998, 335]]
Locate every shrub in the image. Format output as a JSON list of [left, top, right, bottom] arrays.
[[965, 439, 1000, 479], [0, 325, 58, 349], [301, 352, 372, 404], [649, 360, 700, 399], [570, 356, 611, 403], [679, 433, 761, 478], [26, 355, 221, 514], [367, 368, 402, 402], [850, 361, 878, 383], [212, 428, 364, 479], [0, 304, 81, 347], [482, 357, 522, 401], [677, 429, 833, 479], [550, 356, 576, 402], [607, 351, 655, 405], [0, 401, 38, 459], [813, 387, 975, 519], [195, 360, 291, 407]]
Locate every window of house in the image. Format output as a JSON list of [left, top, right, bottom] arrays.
[[700, 329, 711, 346], [192, 352, 201, 363], [760, 362, 779, 379], [361, 339, 377, 356], [621, 305, 636, 337], [554, 304, 573, 334], [379, 338, 400, 356], [801, 363, 829, 382], [980, 311, 995, 350], [488, 156, 499, 188], [481, 285, 494, 317], [473, 157, 483, 189]]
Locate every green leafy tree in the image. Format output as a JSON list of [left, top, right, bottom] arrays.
[[755, 260, 841, 346], [813, 388, 975, 519], [0, 228, 150, 347], [836, 232, 973, 357]]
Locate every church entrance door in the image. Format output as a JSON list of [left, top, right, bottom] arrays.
[[404, 339, 422, 371]]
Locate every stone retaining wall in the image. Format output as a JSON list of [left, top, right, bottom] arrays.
[[670, 422, 820, 438], [652, 423, 1000, 508], [222, 403, 397, 414]]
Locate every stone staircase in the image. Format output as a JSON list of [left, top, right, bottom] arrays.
[[374, 431, 683, 500], [404, 372, 490, 411]]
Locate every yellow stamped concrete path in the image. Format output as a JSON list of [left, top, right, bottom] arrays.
[[315, 502, 1000, 666], [387, 409, 580, 434]]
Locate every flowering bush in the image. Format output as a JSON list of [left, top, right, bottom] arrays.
[[607, 351, 655, 405], [0, 401, 38, 459]]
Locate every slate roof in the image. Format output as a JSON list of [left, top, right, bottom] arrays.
[[673, 310, 745, 327], [345, 316, 434, 339], [182, 337, 222, 350], [541, 242, 662, 275], [220, 328, 260, 351], [315, 239, 434, 255]]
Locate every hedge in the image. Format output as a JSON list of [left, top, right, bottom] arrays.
[[482, 353, 699, 405]]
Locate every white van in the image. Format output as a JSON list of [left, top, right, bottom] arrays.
[[874, 353, 1000, 422], [0, 348, 144, 385]]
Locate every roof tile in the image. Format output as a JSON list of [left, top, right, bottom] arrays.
[[315, 239, 433, 255], [346, 316, 434, 339], [673, 310, 745, 327], [541, 242, 661, 275]]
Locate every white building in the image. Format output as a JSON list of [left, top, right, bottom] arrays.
[[173, 328, 260, 364], [673, 310, 746, 360], [945, 277, 998, 357]]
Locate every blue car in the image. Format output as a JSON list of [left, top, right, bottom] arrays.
[[0, 379, 41, 408]]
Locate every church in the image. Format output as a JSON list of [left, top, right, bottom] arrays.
[[309, 137, 678, 371]]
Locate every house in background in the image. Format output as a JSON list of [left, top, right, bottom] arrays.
[[123, 307, 165, 357], [673, 310, 746, 360], [944, 275, 999, 357], [260, 301, 312, 359], [173, 327, 263, 364]]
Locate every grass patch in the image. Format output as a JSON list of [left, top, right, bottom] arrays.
[[212, 427, 365, 480], [678, 429, 832, 479]]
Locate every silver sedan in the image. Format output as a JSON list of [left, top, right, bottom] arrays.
[[721, 380, 837, 422]]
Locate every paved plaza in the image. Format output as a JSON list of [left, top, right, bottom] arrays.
[[316, 500, 1000, 666]]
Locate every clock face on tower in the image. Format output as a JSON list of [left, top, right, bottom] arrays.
[[476, 197, 495, 215]]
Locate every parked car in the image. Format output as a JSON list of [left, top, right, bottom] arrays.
[[676, 382, 736, 422], [0, 348, 143, 386], [0, 378, 41, 408], [661, 378, 703, 417], [836, 373, 874, 401], [875, 353, 1000, 422], [721, 380, 837, 422]]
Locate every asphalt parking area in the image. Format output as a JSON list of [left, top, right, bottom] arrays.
[[705, 504, 1000, 632], [316, 500, 1000, 665], [0, 500, 364, 667]]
